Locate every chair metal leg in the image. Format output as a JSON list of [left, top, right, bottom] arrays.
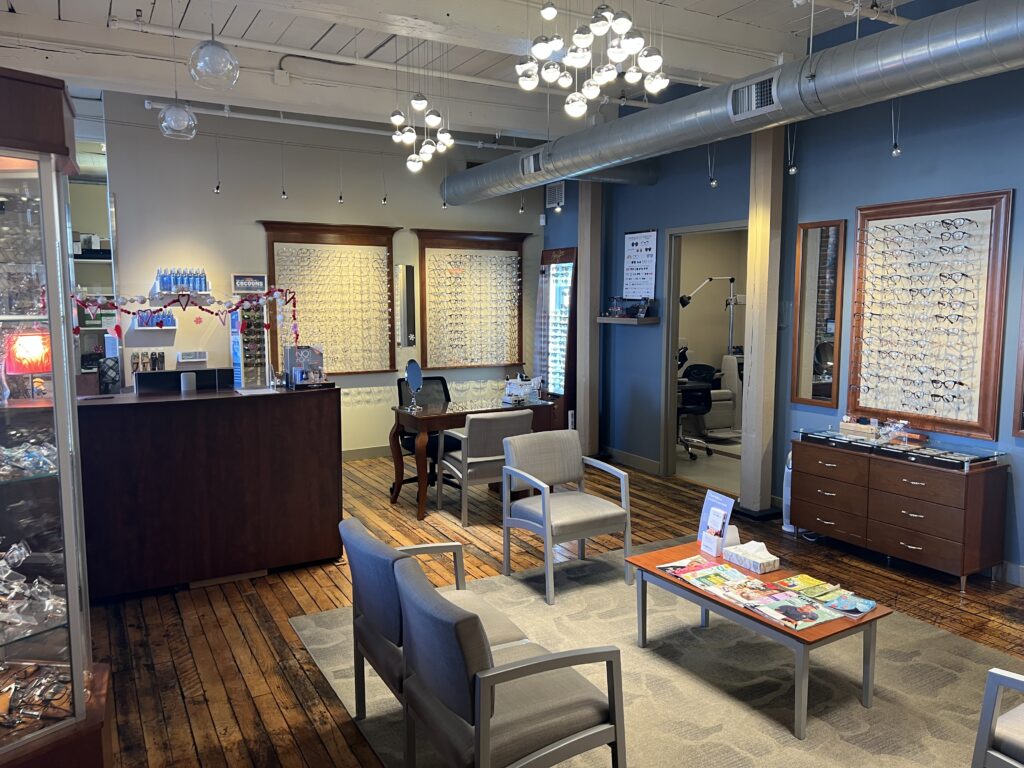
[[436, 467, 444, 510], [623, 518, 634, 586], [460, 484, 469, 527], [544, 543, 555, 605], [578, 538, 586, 560], [404, 700, 417, 768], [502, 525, 511, 576], [354, 644, 366, 720]]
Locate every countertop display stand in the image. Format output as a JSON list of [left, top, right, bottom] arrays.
[[0, 66, 109, 765]]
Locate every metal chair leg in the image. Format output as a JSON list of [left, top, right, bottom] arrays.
[[578, 538, 586, 560], [404, 700, 417, 768], [544, 544, 555, 605], [354, 644, 366, 720], [502, 525, 511, 576], [460, 484, 469, 527]]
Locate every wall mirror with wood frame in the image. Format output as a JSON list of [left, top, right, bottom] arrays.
[[792, 219, 846, 408]]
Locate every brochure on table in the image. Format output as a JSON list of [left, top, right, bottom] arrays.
[[699, 490, 735, 557]]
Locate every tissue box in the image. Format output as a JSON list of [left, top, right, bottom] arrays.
[[723, 541, 780, 574]]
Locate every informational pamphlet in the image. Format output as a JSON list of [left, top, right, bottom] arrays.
[[699, 490, 735, 557]]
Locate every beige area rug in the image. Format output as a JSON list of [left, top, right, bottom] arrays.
[[291, 543, 1022, 767]]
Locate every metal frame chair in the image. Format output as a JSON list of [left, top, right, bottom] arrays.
[[973, 668, 1024, 768]]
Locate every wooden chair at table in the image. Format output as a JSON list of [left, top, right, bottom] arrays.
[[437, 409, 534, 527]]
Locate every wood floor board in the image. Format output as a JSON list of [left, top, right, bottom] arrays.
[[88, 456, 1023, 767]]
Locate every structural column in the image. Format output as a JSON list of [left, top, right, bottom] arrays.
[[576, 181, 603, 455], [740, 127, 784, 512]]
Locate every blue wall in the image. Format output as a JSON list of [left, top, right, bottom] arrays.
[[543, 180, 579, 250], [600, 138, 751, 461]]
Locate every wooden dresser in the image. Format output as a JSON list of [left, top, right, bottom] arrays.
[[790, 439, 1008, 592]]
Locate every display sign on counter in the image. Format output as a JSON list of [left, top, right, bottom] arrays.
[[231, 273, 268, 294]]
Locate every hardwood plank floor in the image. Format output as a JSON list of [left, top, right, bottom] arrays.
[[91, 456, 1024, 767]]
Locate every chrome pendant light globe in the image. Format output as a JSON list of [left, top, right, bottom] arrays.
[[518, 70, 540, 91], [187, 38, 240, 90], [589, 12, 610, 36], [424, 108, 443, 128], [410, 93, 429, 111], [437, 127, 453, 146], [572, 25, 594, 48], [389, 109, 406, 126], [611, 10, 633, 34], [557, 70, 574, 88], [515, 55, 540, 76], [624, 65, 643, 84], [436, 140, 448, 154], [158, 103, 198, 140], [420, 138, 437, 157], [581, 78, 601, 100], [541, 1, 558, 20], [391, 129, 403, 143], [530, 35, 553, 60], [565, 45, 592, 69], [540, 61, 562, 83], [637, 45, 663, 73], [564, 91, 588, 118], [622, 29, 645, 55], [549, 33, 565, 52], [594, 62, 617, 84], [401, 126, 417, 145], [606, 38, 629, 64], [406, 153, 423, 173], [594, 4, 614, 21], [644, 70, 670, 94]]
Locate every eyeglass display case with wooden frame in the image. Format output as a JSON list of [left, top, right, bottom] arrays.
[[415, 229, 529, 370], [261, 222, 398, 375], [792, 220, 846, 409], [848, 190, 1012, 440], [535, 248, 578, 430]]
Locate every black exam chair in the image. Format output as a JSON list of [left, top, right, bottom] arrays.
[[393, 376, 461, 497], [677, 381, 714, 461]]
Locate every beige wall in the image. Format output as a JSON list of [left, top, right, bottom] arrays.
[[68, 181, 110, 239], [102, 92, 544, 451], [677, 230, 747, 369]]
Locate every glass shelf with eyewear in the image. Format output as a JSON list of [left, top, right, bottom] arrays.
[[793, 428, 1007, 469]]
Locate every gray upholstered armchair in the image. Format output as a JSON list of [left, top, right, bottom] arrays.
[[973, 668, 1024, 767], [338, 519, 526, 720], [394, 556, 627, 768], [501, 430, 632, 605]]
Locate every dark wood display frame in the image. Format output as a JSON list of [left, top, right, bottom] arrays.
[[260, 221, 399, 375], [414, 229, 530, 370], [791, 219, 846, 409], [849, 190, 1012, 440], [541, 247, 578, 429]]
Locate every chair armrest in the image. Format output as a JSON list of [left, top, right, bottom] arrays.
[[582, 457, 630, 510], [985, 669, 1024, 692], [974, 668, 1024, 765], [442, 428, 468, 443], [501, 466, 550, 495], [397, 542, 467, 590]]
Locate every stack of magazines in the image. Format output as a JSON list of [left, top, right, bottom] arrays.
[[656, 556, 877, 631]]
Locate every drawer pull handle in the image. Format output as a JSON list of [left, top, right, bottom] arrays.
[[817, 490, 837, 497], [818, 461, 838, 468], [901, 510, 925, 519], [902, 479, 927, 487], [899, 541, 924, 551], [815, 517, 836, 526]]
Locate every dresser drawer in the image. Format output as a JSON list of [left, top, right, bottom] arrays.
[[869, 489, 965, 543], [869, 458, 966, 507], [792, 500, 867, 546], [792, 441, 870, 485], [791, 471, 867, 517], [866, 519, 963, 576]]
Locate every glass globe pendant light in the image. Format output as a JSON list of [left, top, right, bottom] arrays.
[[391, 129, 403, 143], [515, 55, 539, 76], [518, 70, 540, 91], [644, 70, 670, 94], [437, 127, 453, 146], [436, 140, 448, 154], [572, 25, 594, 48], [158, 103, 198, 140], [541, 1, 558, 20], [564, 91, 588, 118], [549, 33, 565, 52], [406, 153, 423, 173], [188, 35, 240, 90], [531, 35, 553, 60], [420, 138, 437, 159], [410, 92, 429, 111], [594, 4, 614, 21], [624, 65, 643, 85], [595, 62, 617, 84], [607, 38, 629, 64], [565, 45, 591, 69], [557, 70, 574, 88], [541, 61, 562, 83], [581, 78, 601, 100], [389, 109, 406, 126], [622, 29, 645, 55], [401, 126, 417, 145], [611, 10, 633, 34], [638, 45, 663, 73], [424, 108, 442, 128], [589, 11, 611, 36]]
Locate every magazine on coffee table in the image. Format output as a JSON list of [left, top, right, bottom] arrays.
[[755, 595, 842, 631], [656, 554, 713, 579], [703, 578, 798, 608], [681, 564, 747, 589]]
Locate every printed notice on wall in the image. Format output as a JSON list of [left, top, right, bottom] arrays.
[[623, 230, 657, 299]]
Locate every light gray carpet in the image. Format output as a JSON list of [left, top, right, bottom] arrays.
[[292, 542, 1023, 767]]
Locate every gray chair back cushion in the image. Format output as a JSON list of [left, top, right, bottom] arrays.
[[338, 519, 406, 646], [503, 429, 584, 490], [465, 410, 534, 460], [394, 558, 493, 725]]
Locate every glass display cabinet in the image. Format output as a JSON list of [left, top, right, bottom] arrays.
[[534, 248, 577, 427], [0, 70, 93, 761]]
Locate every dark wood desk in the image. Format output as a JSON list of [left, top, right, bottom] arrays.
[[389, 400, 554, 520]]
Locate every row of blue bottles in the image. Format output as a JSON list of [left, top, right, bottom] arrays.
[[158, 268, 209, 293], [137, 310, 176, 328]]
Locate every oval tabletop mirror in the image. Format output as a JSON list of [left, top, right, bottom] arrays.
[[404, 359, 424, 411], [792, 220, 846, 407]]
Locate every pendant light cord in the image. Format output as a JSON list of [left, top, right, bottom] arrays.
[[169, 0, 179, 100], [707, 142, 716, 178], [891, 98, 901, 146], [786, 124, 797, 166]]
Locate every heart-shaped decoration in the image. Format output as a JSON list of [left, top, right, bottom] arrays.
[[263, 323, 271, 330], [176, 293, 192, 310], [217, 311, 228, 326], [155, 320, 165, 329], [85, 305, 99, 320], [239, 320, 248, 334]]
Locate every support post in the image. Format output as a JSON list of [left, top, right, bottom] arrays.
[[576, 181, 603, 455]]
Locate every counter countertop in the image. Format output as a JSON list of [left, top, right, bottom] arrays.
[[76, 387, 336, 406]]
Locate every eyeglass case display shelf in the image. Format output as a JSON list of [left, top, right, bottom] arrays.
[[790, 433, 1007, 593]]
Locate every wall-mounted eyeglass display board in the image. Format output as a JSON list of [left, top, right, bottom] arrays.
[[415, 229, 529, 370], [261, 222, 399, 375], [848, 190, 1011, 440], [792, 220, 845, 408]]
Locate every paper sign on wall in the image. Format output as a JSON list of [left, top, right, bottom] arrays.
[[622, 229, 657, 300]]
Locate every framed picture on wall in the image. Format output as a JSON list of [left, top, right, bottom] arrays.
[[848, 190, 1012, 440]]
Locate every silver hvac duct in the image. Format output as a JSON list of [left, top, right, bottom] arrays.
[[443, 0, 1024, 205]]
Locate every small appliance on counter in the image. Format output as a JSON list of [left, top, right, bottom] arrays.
[[503, 373, 541, 405]]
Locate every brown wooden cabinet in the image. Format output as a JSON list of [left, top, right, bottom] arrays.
[[791, 440, 1008, 592]]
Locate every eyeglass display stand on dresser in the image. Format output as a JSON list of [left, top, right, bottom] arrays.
[[790, 438, 1008, 594]]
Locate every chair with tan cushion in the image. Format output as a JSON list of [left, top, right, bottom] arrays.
[[338, 518, 526, 720], [973, 668, 1024, 767], [501, 430, 632, 605], [394, 556, 627, 768], [437, 409, 534, 526]]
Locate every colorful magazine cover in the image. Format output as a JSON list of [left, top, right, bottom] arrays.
[[799, 582, 843, 600], [770, 574, 827, 593], [681, 564, 747, 589], [755, 595, 842, 631], [656, 555, 712, 579], [812, 586, 851, 604], [704, 578, 798, 608], [824, 593, 877, 619]]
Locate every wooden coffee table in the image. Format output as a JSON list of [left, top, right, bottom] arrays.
[[627, 542, 893, 739]]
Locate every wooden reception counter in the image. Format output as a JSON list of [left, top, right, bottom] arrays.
[[78, 388, 342, 600]]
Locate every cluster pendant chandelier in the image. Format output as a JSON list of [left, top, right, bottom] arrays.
[[386, 37, 457, 175], [516, 1, 670, 120]]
